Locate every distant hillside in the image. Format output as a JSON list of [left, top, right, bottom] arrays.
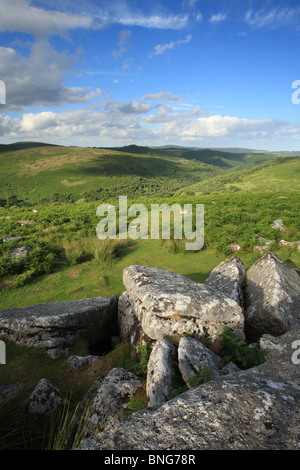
[[176, 156, 300, 195], [109, 144, 281, 169], [0, 143, 222, 205], [0, 141, 60, 153], [0, 142, 297, 206]]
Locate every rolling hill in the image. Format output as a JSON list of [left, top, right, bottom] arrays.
[[176, 156, 300, 195], [0, 142, 296, 206]]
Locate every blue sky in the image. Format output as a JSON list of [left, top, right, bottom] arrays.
[[1, 0, 300, 150]]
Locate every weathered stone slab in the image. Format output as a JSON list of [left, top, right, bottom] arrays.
[[117, 291, 149, 347], [178, 336, 224, 386], [122, 265, 245, 354], [0, 383, 23, 404], [26, 378, 68, 416], [77, 357, 300, 450], [204, 256, 246, 307], [67, 355, 100, 369], [146, 337, 177, 406], [259, 329, 300, 361], [79, 368, 141, 439], [244, 252, 300, 341], [0, 296, 118, 358], [10, 246, 31, 259]]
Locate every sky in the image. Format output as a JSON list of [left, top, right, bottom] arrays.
[[1, 0, 300, 150]]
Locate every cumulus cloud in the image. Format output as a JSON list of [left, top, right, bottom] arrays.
[[2, 97, 300, 149], [0, 0, 189, 42], [0, 0, 94, 38], [0, 42, 102, 111]]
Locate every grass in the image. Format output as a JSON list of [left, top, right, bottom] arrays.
[[177, 157, 300, 195], [0, 339, 137, 450], [0, 144, 225, 205], [0, 142, 295, 205]]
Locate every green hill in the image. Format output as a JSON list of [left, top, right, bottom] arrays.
[[0, 143, 221, 205], [176, 156, 300, 195], [111, 144, 279, 169], [0, 142, 290, 206]]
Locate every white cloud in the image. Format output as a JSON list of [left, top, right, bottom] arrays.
[[245, 7, 299, 29], [142, 92, 182, 102], [182, 0, 198, 8], [96, 1, 189, 30], [101, 99, 152, 114], [2, 98, 300, 149], [0, 0, 189, 41], [0, 42, 102, 111], [112, 29, 132, 59], [209, 13, 227, 23], [150, 34, 192, 58], [0, 0, 94, 38], [114, 12, 188, 30]]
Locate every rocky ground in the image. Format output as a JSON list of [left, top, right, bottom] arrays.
[[0, 252, 299, 450]]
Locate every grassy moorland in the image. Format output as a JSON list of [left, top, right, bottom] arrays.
[[0, 143, 299, 309], [0, 142, 292, 205], [0, 143, 299, 449]]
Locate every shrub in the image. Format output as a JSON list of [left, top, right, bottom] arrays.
[[172, 365, 215, 397], [123, 394, 145, 418], [221, 326, 267, 369]]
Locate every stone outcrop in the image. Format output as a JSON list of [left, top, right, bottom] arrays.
[[119, 265, 245, 354], [259, 329, 300, 361], [78, 368, 141, 439], [204, 256, 246, 307], [177, 336, 224, 386], [0, 296, 118, 358], [67, 355, 100, 369], [77, 356, 300, 450], [0, 383, 23, 404], [271, 219, 286, 231], [26, 378, 68, 416], [117, 291, 148, 347], [146, 337, 177, 406], [244, 252, 300, 341], [10, 246, 31, 259], [1, 252, 300, 450]]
